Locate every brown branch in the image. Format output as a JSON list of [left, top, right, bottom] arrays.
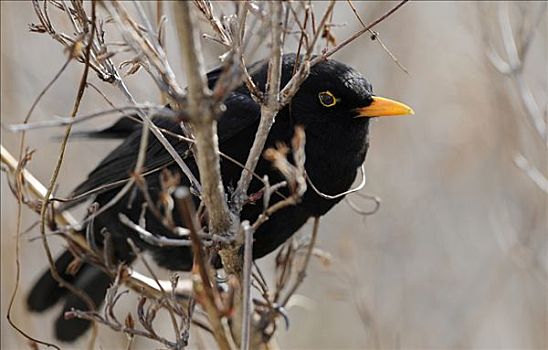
[[173, 1, 233, 236], [38, 2, 99, 348], [125, 239, 183, 346], [4, 146, 62, 350], [234, 0, 284, 210], [103, 1, 202, 192], [253, 126, 307, 231], [280, 217, 320, 307], [106, 1, 185, 98], [279, 0, 336, 106], [1, 144, 194, 300], [174, 188, 233, 350], [65, 288, 182, 350], [8, 105, 174, 132], [12, 1, 411, 347]]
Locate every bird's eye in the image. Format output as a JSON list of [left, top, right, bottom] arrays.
[[318, 91, 337, 107]]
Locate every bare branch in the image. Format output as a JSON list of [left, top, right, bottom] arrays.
[[173, 1, 233, 235], [37, 3, 100, 346], [310, 0, 410, 65], [253, 126, 307, 231], [174, 188, 233, 350], [119, 213, 194, 247], [234, 0, 284, 210], [346, 0, 408, 73], [280, 217, 320, 307], [240, 221, 253, 350], [10, 1, 409, 347], [1, 145, 194, 301]]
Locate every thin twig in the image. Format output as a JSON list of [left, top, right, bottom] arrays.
[[8, 105, 174, 132], [310, 0, 410, 65], [103, 1, 201, 192], [240, 221, 253, 350], [280, 217, 320, 307], [126, 239, 184, 346], [5, 148, 61, 350], [38, 2, 99, 348], [174, 188, 232, 350], [279, 0, 336, 106], [346, 0, 408, 73], [119, 213, 195, 247], [1, 145, 194, 301]]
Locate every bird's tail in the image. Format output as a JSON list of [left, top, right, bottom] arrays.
[[26, 249, 112, 341]]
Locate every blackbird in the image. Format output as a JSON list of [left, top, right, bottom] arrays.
[[27, 53, 413, 341]]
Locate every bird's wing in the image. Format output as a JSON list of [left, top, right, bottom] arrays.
[[66, 85, 260, 204], [64, 116, 187, 206]]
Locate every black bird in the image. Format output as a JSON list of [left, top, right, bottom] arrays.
[[27, 54, 413, 341]]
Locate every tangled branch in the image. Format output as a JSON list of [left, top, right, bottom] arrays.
[[2, 1, 409, 348]]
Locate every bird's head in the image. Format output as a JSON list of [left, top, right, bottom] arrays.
[[252, 54, 414, 125]]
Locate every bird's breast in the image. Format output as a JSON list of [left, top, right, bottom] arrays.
[[299, 119, 370, 216]]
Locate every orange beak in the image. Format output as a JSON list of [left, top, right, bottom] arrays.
[[355, 96, 414, 117]]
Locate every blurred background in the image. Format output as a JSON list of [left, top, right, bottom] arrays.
[[1, 1, 546, 349]]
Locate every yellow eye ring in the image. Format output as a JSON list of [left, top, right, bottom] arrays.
[[318, 91, 337, 107]]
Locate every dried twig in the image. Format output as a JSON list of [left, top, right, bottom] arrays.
[[174, 188, 232, 350], [37, 3, 100, 347], [310, 0, 410, 65], [346, 0, 408, 73], [119, 213, 194, 247], [234, 0, 285, 210], [6, 1, 408, 347], [1, 144, 194, 299], [3, 44, 76, 348], [8, 105, 174, 132], [173, 1, 233, 235], [280, 217, 320, 307], [103, 1, 201, 193], [240, 221, 253, 350], [253, 127, 307, 231]]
